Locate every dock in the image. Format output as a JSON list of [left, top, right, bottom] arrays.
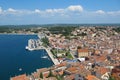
[[26, 45, 60, 65], [44, 47, 60, 65], [26, 34, 60, 65]]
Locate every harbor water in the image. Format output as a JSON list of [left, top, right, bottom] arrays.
[[0, 34, 53, 80]]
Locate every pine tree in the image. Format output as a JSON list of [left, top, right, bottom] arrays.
[[40, 72, 43, 79], [48, 69, 54, 77]]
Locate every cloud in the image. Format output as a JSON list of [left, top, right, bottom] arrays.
[[45, 9, 53, 13], [0, 7, 2, 14], [67, 5, 83, 12], [45, 8, 64, 14], [39, 5, 83, 15], [107, 11, 120, 16], [0, 5, 119, 17], [0, 5, 83, 16], [35, 9, 41, 13], [0, 5, 120, 24], [96, 10, 105, 14], [7, 8, 17, 12], [53, 9, 64, 13]]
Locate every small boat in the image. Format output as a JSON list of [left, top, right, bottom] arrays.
[[41, 56, 48, 58], [25, 46, 34, 51], [19, 68, 22, 71], [25, 46, 28, 49]]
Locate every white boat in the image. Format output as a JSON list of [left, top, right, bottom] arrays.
[[41, 56, 48, 58], [25, 46, 29, 49], [25, 46, 34, 51], [19, 68, 22, 71]]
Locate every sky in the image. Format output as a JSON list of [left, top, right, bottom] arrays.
[[0, 0, 120, 25]]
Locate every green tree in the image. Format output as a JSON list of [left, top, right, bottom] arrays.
[[40, 72, 43, 79], [56, 75, 63, 80], [109, 76, 115, 80], [65, 51, 73, 59], [113, 27, 120, 33], [77, 46, 82, 49], [65, 52, 69, 56], [41, 37, 49, 47], [47, 69, 54, 77]]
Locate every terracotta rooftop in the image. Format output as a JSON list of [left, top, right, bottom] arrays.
[[56, 62, 67, 67], [95, 50, 101, 55], [97, 67, 109, 75], [56, 70, 64, 75], [64, 74, 75, 80], [37, 68, 48, 73], [66, 67, 78, 74], [86, 75, 100, 80], [43, 72, 49, 78], [96, 56, 106, 62], [32, 72, 39, 79], [11, 74, 28, 80], [78, 49, 89, 53]]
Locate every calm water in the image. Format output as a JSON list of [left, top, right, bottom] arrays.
[[0, 34, 53, 80]]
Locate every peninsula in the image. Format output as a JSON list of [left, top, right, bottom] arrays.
[[10, 25, 120, 80]]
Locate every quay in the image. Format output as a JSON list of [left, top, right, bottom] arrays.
[[26, 34, 60, 65], [44, 47, 60, 65], [26, 45, 60, 65]]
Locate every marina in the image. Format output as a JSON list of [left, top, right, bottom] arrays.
[[25, 39, 43, 51], [26, 41, 60, 65], [44, 47, 60, 65], [26, 34, 60, 65]]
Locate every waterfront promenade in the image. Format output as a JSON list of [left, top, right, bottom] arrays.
[[27, 46, 60, 65], [44, 47, 60, 65]]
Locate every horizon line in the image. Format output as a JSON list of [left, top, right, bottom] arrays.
[[0, 23, 120, 26]]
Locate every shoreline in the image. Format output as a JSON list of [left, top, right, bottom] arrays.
[[44, 47, 60, 65], [0, 35, 53, 80], [0, 33, 38, 35], [26, 46, 60, 65]]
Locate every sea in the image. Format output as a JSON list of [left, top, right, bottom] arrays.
[[0, 34, 53, 80]]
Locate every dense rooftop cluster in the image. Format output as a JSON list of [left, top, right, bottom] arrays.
[[11, 26, 120, 80]]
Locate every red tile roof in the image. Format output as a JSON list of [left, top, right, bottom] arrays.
[[86, 75, 100, 80], [78, 49, 89, 53], [56, 62, 67, 67], [11, 74, 28, 80], [96, 56, 106, 62], [97, 67, 109, 75], [67, 67, 78, 73]]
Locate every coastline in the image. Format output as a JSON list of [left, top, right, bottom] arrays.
[[0, 33, 38, 35], [0, 35, 54, 80], [44, 47, 60, 65], [26, 46, 60, 65]]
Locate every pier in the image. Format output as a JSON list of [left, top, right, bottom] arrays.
[[25, 39, 42, 51], [26, 40, 60, 65], [44, 47, 60, 65], [26, 46, 60, 65], [26, 34, 60, 65]]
